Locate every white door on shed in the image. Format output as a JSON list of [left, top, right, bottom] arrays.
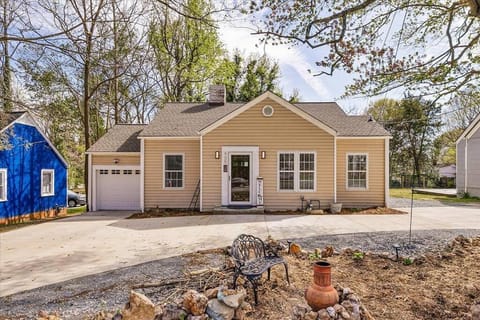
[[96, 168, 140, 210]]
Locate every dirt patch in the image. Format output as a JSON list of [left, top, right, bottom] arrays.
[[254, 237, 480, 319], [106, 236, 480, 319], [337, 207, 406, 215], [2, 234, 478, 319]]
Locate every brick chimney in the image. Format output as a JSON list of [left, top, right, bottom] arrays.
[[208, 85, 226, 106]]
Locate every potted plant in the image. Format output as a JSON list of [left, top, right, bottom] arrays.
[[330, 202, 342, 214]]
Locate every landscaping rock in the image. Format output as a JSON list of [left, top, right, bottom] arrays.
[[317, 309, 330, 320], [292, 304, 310, 319], [290, 243, 302, 256], [205, 287, 219, 299], [233, 302, 253, 320], [183, 289, 208, 316], [161, 303, 188, 320], [304, 310, 318, 320], [321, 246, 334, 258], [122, 291, 155, 320], [206, 299, 235, 320], [219, 289, 246, 309], [326, 306, 336, 318]]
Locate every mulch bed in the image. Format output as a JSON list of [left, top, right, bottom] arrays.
[[127, 207, 406, 219]]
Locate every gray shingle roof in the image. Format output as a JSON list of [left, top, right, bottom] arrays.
[[295, 103, 390, 136], [138, 103, 244, 137], [139, 101, 390, 138], [89, 98, 390, 152], [87, 124, 146, 152]]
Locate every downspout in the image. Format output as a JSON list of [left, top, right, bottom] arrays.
[[385, 138, 390, 207], [140, 138, 145, 212], [200, 135, 203, 212], [333, 136, 337, 203], [465, 138, 468, 194], [87, 153, 92, 211]]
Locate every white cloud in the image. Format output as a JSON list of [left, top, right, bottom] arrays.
[[219, 22, 332, 101]]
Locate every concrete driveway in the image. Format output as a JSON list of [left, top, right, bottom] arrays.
[[1, 205, 480, 297]]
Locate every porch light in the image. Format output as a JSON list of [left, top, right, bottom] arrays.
[[215, 151, 220, 159], [113, 158, 120, 164], [261, 151, 266, 159]]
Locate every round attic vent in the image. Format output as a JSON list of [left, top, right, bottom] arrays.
[[262, 105, 274, 117]]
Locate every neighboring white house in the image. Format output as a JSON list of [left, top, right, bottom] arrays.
[[456, 113, 480, 197], [438, 164, 456, 178]]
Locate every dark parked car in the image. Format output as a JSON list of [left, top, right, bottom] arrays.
[[68, 190, 86, 207]]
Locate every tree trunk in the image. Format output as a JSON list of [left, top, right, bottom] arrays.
[[1, 0, 12, 112], [83, 32, 92, 210]]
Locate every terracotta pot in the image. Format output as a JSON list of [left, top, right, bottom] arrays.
[[305, 261, 339, 311]]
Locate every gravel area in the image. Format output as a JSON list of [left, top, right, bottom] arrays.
[[1, 229, 479, 319], [389, 197, 449, 207], [389, 197, 480, 207]]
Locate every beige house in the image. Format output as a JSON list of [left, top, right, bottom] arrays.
[[86, 88, 391, 212]]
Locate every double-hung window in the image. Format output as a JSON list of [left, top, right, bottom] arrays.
[[278, 152, 316, 191], [41, 169, 55, 196], [164, 154, 184, 188], [0, 169, 6, 201], [347, 154, 368, 189]]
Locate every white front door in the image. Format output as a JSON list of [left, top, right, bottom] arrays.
[[221, 146, 259, 207]]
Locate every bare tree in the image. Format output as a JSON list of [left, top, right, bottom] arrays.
[[249, 1, 480, 102]]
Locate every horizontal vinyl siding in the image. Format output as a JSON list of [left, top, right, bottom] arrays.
[[456, 139, 465, 194], [92, 154, 140, 165], [337, 139, 385, 207], [144, 139, 199, 208], [467, 130, 480, 196], [202, 98, 334, 211]]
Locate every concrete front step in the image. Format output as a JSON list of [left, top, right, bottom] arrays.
[[213, 206, 265, 214]]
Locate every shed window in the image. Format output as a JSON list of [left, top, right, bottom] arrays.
[[347, 154, 367, 189], [0, 169, 6, 201], [164, 154, 183, 188], [41, 169, 55, 196], [278, 152, 316, 191]]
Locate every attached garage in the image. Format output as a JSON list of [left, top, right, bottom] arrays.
[[86, 124, 146, 212], [94, 167, 141, 210]]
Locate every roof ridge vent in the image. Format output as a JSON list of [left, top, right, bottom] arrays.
[[208, 85, 226, 106]]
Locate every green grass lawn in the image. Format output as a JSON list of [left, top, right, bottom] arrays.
[[67, 205, 87, 215], [390, 188, 480, 203]]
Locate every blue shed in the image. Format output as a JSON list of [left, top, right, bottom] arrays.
[[0, 111, 68, 224]]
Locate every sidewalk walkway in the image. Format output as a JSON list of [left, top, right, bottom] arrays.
[[1, 205, 479, 296], [414, 188, 457, 196]]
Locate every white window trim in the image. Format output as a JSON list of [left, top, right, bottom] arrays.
[[163, 153, 185, 189], [0, 169, 7, 201], [277, 151, 317, 192], [41, 169, 55, 197], [346, 153, 368, 191]]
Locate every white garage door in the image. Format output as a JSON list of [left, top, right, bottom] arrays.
[[96, 168, 140, 210]]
